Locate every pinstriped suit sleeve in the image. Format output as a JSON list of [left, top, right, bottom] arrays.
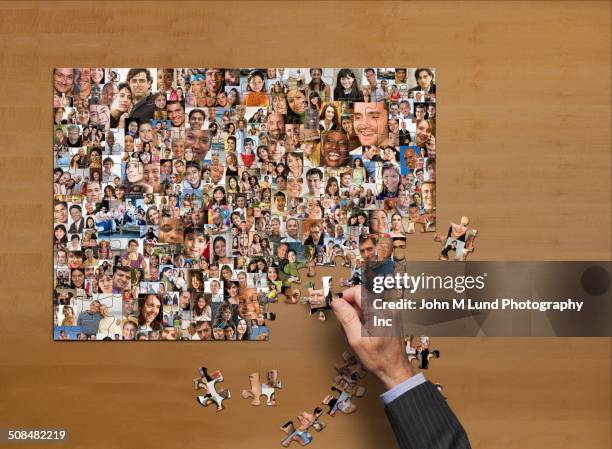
[[384, 381, 472, 449]]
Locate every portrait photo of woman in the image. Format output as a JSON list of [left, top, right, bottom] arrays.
[[137, 294, 163, 332]]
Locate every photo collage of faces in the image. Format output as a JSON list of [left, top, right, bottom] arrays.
[[52, 67, 437, 341]]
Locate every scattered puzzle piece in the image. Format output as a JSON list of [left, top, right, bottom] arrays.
[[193, 366, 231, 411], [280, 408, 326, 447], [405, 335, 440, 369], [463, 229, 478, 257], [323, 351, 367, 416], [434, 216, 478, 261], [334, 350, 367, 380], [274, 350, 367, 445], [332, 373, 366, 399], [322, 386, 357, 416], [241, 370, 283, 406]]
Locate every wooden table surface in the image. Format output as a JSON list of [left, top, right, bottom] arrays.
[[0, 2, 609, 448]]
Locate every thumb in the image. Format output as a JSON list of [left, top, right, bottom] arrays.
[[331, 296, 363, 344]]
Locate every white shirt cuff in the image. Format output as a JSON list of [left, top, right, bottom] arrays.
[[379, 372, 427, 405]]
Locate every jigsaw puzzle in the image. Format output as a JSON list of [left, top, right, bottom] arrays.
[[53, 67, 437, 341], [241, 369, 283, 406], [193, 366, 231, 411]]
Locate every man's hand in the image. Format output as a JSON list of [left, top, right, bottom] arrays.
[[331, 286, 416, 390]]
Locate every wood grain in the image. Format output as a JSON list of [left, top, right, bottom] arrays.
[[0, 2, 610, 449]]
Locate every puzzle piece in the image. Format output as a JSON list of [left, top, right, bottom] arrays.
[[332, 373, 366, 399], [193, 366, 231, 411], [334, 350, 367, 380], [241, 370, 282, 406], [435, 216, 477, 261], [305, 276, 335, 321], [305, 286, 327, 321], [406, 335, 440, 369], [463, 229, 478, 258], [279, 408, 325, 447], [322, 386, 357, 416]]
